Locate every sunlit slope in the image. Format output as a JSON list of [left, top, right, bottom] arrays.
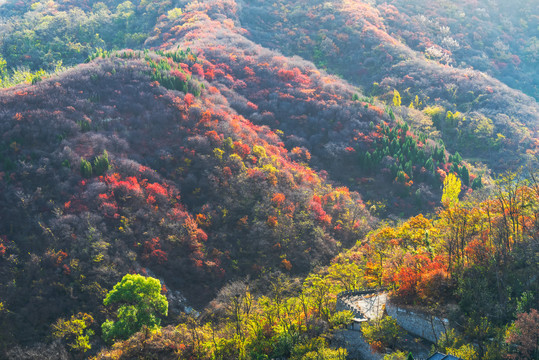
[[237, 0, 539, 171], [146, 0, 488, 215]]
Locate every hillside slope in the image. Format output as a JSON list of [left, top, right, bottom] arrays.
[[0, 0, 537, 357], [147, 0, 495, 214], [0, 53, 373, 347], [237, 0, 538, 170]]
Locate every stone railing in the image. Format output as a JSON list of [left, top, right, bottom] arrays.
[[337, 287, 388, 299]]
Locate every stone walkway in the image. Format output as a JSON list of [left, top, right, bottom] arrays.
[[340, 291, 388, 320], [334, 329, 383, 360], [337, 291, 433, 359]]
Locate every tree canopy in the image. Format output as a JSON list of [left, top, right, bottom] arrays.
[[101, 274, 168, 342]]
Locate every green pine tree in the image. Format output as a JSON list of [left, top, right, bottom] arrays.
[[93, 150, 110, 176], [80, 158, 92, 178], [460, 166, 470, 186]]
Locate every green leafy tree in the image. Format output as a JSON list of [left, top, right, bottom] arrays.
[[101, 274, 168, 342], [362, 316, 402, 349], [436, 329, 478, 360], [303, 274, 333, 321], [299, 347, 347, 360], [327, 260, 363, 291], [291, 338, 347, 360]]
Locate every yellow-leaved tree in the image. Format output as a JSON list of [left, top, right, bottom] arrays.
[[393, 89, 401, 107], [442, 173, 461, 208]]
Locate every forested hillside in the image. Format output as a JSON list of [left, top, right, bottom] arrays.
[[0, 0, 537, 359], [238, 0, 538, 171]]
